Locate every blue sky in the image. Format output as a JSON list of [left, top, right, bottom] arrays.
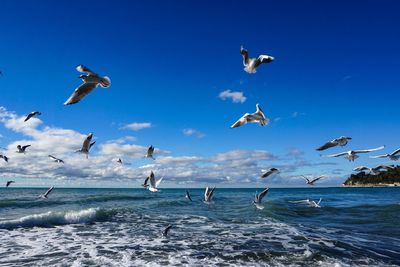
[[0, 1, 399, 187]]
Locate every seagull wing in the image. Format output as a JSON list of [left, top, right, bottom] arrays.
[[186, 190, 192, 201], [261, 170, 273, 178], [204, 187, 210, 201], [354, 166, 368, 171], [76, 65, 97, 75], [322, 151, 349, 158], [310, 176, 325, 184], [257, 188, 269, 202], [369, 154, 387, 159], [24, 113, 34, 122], [390, 148, 400, 156], [231, 114, 249, 128], [149, 172, 156, 188], [48, 155, 57, 160], [89, 141, 96, 149], [316, 141, 337, 151], [301, 175, 310, 183], [44, 186, 54, 197], [82, 134, 93, 151], [255, 55, 274, 67], [156, 177, 163, 187], [240, 46, 250, 65], [22, 145, 31, 150], [353, 146, 385, 154], [64, 82, 97, 105], [208, 187, 216, 200]]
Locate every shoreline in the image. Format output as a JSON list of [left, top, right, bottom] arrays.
[[342, 183, 400, 188]]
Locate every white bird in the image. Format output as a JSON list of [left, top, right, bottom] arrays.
[[76, 133, 96, 159], [253, 188, 269, 210], [353, 165, 394, 175], [316, 136, 352, 151], [48, 155, 64, 163], [231, 103, 269, 128], [261, 168, 279, 178], [64, 65, 111, 105], [24, 111, 41, 122], [41, 186, 54, 199], [321, 146, 385, 161], [16, 145, 31, 153], [240, 46, 274, 74], [301, 175, 325, 185], [204, 186, 216, 203], [370, 148, 400, 161], [145, 145, 155, 160], [148, 171, 163, 192]]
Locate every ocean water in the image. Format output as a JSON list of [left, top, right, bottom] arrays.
[[0, 187, 399, 267]]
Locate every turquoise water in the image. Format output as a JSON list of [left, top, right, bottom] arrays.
[[0, 187, 399, 266]]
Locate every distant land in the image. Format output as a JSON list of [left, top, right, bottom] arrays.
[[343, 166, 400, 187]]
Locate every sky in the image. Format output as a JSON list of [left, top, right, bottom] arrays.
[[0, 0, 399, 188]]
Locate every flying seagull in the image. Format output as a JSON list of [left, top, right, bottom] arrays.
[[231, 103, 269, 128], [301, 175, 325, 185], [41, 186, 54, 199], [64, 65, 111, 105], [316, 136, 352, 151], [253, 188, 269, 210], [162, 224, 173, 237], [16, 145, 31, 153], [370, 148, 400, 161], [204, 186, 216, 203], [76, 133, 96, 158], [240, 46, 274, 74], [117, 158, 123, 164], [24, 111, 41, 122], [6, 181, 14, 187], [185, 190, 193, 201], [148, 171, 163, 192], [310, 198, 322, 208], [354, 165, 394, 175], [48, 155, 64, 163], [0, 154, 9, 162], [321, 146, 385, 161], [261, 168, 279, 178], [145, 145, 155, 160]]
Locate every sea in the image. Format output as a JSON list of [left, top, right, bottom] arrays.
[[0, 187, 399, 267]]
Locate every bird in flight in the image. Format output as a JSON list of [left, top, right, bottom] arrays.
[[261, 168, 279, 178], [145, 145, 155, 160], [24, 111, 41, 122], [16, 145, 31, 153], [321, 146, 385, 161], [370, 147, 400, 161], [253, 188, 269, 210], [231, 103, 269, 128], [204, 186, 216, 203], [76, 133, 96, 158], [48, 155, 64, 163], [6, 181, 15, 187], [40, 186, 54, 199], [64, 65, 111, 105], [240, 46, 274, 74], [0, 154, 9, 162], [301, 175, 325, 185], [316, 136, 352, 151]]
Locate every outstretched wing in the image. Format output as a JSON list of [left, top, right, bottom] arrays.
[[310, 176, 325, 184], [231, 114, 248, 128], [64, 82, 97, 105], [257, 188, 269, 202], [369, 154, 387, 159], [321, 151, 348, 158], [156, 177, 163, 187], [316, 141, 337, 151], [301, 175, 310, 183], [391, 148, 400, 156], [353, 146, 385, 154], [240, 46, 250, 65], [22, 145, 31, 150], [254, 54, 274, 67], [48, 155, 57, 160], [76, 65, 97, 75], [149, 171, 156, 188]]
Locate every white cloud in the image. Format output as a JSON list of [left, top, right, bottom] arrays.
[[0, 106, 345, 187], [218, 90, 246, 103], [182, 128, 205, 138], [121, 122, 152, 131]]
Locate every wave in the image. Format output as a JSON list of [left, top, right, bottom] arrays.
[[0, 207, 115, 229]]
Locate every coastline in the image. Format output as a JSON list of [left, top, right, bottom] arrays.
[[342, 183, 400, 188]]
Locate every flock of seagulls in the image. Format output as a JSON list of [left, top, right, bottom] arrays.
[[1, 47, 398, 237]]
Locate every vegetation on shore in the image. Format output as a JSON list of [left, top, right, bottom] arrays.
[[343, 165, 400, 186]]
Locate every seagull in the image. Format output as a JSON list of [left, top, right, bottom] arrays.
[[148, 171, 163, 192], [0, 154, 9, 162], [240, 46, 274, 74], [261, 168, 279, 178], [24, 111, 41, 122], [316, 136, 352, 151], [370, 148, 400, 161], [145, 145, 155, 160], [41, 186, 54, 199], [162, 224, 173, 237], [117, 158, 123, 164], [321, 146, 385, 161], [76, 133, 96, 158], [290, 198, 322, 208], [16, 145, 31, 153], [142, 176, 150, 188], [204, 186, 216, 203], [253, 188, 269, 210], [231, 103, 269, 128], [310, 198, 322, 208], [301, 175, 325, 185], [6, 181, 14, 187], [64, 65, 111, 105], [48, 155, 64, 163], [185, 190, 193, 201], [354, 165, 394, 175]]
